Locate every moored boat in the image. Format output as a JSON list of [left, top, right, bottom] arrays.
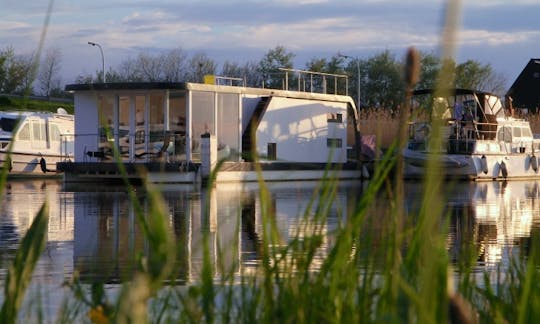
[[403, 88, 540, 180], [60, 71, 370, 184], [0, 108, 74, 176]]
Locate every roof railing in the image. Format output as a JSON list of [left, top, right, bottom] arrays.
[[278, 68, 349, 96]]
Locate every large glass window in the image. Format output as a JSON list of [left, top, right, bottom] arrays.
[[49, 124, 61, 142], [169, 91, 187, 157], [17, 123, 30, 141], [31, 122, 47, 149], [149, 94, 164, 126], [191, 91, 215, 160], [98, 95, 115, 152], [217, 93, 239, 161], [118, 96, 130, 157]]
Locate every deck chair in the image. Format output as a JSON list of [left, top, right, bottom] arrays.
[[135, 132, 172, 159]]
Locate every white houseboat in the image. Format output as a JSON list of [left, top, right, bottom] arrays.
[[403, 88, 540, 180], [0, 109, 74, 176], [60, 75, 367, 184]]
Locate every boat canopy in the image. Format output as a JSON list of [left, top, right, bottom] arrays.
[[412, 88, 505, 121]]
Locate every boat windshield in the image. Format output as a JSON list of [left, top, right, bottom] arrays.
[[0, 117, 20, 132]]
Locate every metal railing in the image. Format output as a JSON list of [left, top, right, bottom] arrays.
[[278, 68, 349, 95], [74, 132, 187, 162]]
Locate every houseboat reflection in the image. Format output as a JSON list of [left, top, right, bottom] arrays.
[[72, 181, 361, 283]]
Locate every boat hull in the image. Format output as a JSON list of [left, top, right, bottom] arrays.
[[403, 148, 540, 180], [0, 150, 68, 176]]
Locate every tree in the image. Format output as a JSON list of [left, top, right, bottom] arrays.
[[38, 47, 63, 98], [415, 53, 507, 96], [416, 51, 441, 90], [0, 46, 34, 94], [162, 48, 187, 82], [455, 60, 506, 95], [185, 52, 216, 83], [137, 52, 165, 82], [362, 50, 404, 108], [74, 73, 94, 84], [18, 53, 37, 95], [258, 45, 295, 89], [305, 54, 348, 95], [220, 60, 261, 86]]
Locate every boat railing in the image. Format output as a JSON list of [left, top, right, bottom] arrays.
[[60, 134, 75, 161], [277, 68, 349, 96], [473, 121, 498, 140], [73, 132, 188, 162]]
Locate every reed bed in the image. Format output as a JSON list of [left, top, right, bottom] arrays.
[[358, 108, 401, 150]]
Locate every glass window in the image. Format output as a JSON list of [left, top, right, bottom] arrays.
[[497, 127, 512, 143], [49, 124, 61, 142], [327, 113, 342, 123], [191, 91, 215, 158], [33, 122, 46, 141], [169, 91, 186, 135], [513, 127, 521, 138], [17, 123, 30, 141], [217, 93, 239, 160], [98, 95, 115, 148], [169, 91, 187, 157], [522, 127, 532, 138], [327, 138, 343, 148], [0, 117, 20, 132]]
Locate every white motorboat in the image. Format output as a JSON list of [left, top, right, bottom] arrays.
[[0, 108, 74, 176], [403, 88, 540, 180]]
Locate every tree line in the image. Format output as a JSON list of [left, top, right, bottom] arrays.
[[1, 45, 507, 109]]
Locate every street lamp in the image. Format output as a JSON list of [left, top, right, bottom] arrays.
[[339, 53, 361, 110], [88, 41, 105, 83]]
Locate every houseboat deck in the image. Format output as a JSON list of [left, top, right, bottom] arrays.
[[57, 160, 367, 184]]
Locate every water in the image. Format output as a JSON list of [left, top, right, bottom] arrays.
[[1, 178, 540, 319]]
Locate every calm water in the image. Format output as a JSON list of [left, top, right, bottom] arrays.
[[1, 178, 540, 317]]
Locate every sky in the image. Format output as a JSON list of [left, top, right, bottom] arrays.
[[2, 0, 540, 90]]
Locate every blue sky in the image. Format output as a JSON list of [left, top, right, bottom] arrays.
[[2, 0, 539, 89]]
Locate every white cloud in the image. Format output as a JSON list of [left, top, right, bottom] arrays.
[[458, 29, 540, 46]]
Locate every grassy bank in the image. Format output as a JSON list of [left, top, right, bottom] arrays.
[[0, 95, 74, 114]]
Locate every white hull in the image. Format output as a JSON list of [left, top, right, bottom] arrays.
[[403, 148, 540, 180], [0, 150, 69, 175]]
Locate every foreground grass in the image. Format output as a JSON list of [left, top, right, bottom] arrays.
[[2, 141, 540, 323], [2, 0, 540, 322]]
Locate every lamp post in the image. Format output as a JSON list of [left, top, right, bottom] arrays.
[[88, 41, 105, 83], [339, 53, 361, 110]]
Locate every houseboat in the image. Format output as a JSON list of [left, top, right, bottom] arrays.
[[59, 74, 368, 184], [403, 88, 540, 180], [0, 109, 74, 176]]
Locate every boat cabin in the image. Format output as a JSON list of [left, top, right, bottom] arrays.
[[64, 81, 359, 174], [408, 89, 512, 154]]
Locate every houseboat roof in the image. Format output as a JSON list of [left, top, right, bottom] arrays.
[[65, 82, 356, 105], [65, 82, 186, 92]]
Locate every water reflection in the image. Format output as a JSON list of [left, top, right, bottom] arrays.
[[0, 180, 74, 290], [72, 181, 359, 283], [2, 179, 540, 286], [445, 181, 540, 266]]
